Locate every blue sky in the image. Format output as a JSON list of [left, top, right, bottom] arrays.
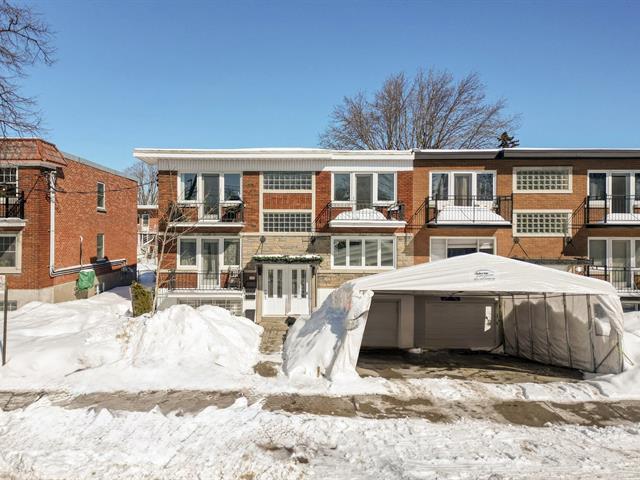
[[19, 0, 640, 169]]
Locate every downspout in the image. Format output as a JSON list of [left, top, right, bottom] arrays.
[[49, 170, 56, 277]]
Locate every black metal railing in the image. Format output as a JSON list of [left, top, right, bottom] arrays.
[[584, 265, 640, 293], [315, 201, 405, 229], [426, 195, 512, 225], [585, 195, 640, 224], [163, 269, 244, 291], [168, 201, 244, 224], [0, 192, 25, 219]]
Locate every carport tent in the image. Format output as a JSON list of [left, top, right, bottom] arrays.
[[283, 253, 625, 381]]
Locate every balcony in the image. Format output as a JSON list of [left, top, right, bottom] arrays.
[[584, 266, 640, 294], [317, 202, 406, 229], [585, 195, 640, 225], [168, 201, 244, 226], [425, 195, 512, 226], [0, 192, 25, 224], [161, 269, 244, 292]]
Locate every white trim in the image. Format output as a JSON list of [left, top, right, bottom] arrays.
[[177, 236, 241, 272], [330, 171, 397, 204], [513, 210, 572, 237], [0, 232, 21, 274], [429, 236, 496, 262], [331, 236, 396, 270], [513, 166, 573, 193], [588, 237, 640, 269], [177, 237, 198, 270], [262, 171, 313, 192], [96, 181, 106, 211]]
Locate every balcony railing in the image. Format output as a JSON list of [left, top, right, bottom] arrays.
[[168, 201, 244, 224], [0, 192, 25, 219], [316, 201, 405, 229], [584, 265, 640, 293], [585, 195, 640, 224], [426, 195, 512, 225], [161, 269, 244, 291]]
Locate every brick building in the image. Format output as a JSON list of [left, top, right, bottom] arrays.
[[0, 139, 138, 308], [135, 146, 640, 325]]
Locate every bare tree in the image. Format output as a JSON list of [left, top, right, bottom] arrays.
[[320, 69, 519, 150], [125, 161, 158, 205], [0, 0, 54, 136]]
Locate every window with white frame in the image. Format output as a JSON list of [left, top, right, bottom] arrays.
[[514, 167, 572, 192], [0, 167, 18, 196], [96, 233, 105, 260], [514, 212, 570, 236], [223, 238, 240, 265], [429, 171, 496, 200], [178, 238, 197, 267], [430, 237, 495, 262], [588, 238, 640, 269], [264, 172, 312, 190], [97, 182, 105, 210], [263, 212, 312, 232], [140, 213, 149, 228], [332, 237, 395, 268], [588, 170, 640, 201], [180, 173, 198, 201], [331, 172, 396, 205], [0, 234, 18, 269]]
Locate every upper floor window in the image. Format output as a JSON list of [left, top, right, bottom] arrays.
[[513, 211, 570, 237], [140, 213, 149, 228], [514, 167, 572, 192], [0, 167, 18, 196], [332, 172, 396, 206], [588, 171, 640, 200], [179, 173, 242, 203], [264, 172, 312, 190], [97, 182, 105, 210], [263, 212, 312, 232], [429, 171, 495, 201], [430, 237, 495, 262]]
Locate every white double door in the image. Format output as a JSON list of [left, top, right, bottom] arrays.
[[263, 265, 310, 316]]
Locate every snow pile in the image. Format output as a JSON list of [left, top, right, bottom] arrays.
[[283, 283, 373, 381], [127, 304, 262, 373], [0, 291, 263, 392], [435, 205, 510, 224], [335, 208, 386, 221], [588, 311, 640, 397]]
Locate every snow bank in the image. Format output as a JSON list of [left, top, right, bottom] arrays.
[[283, 283, 373, 381], [587, 311, 640, 398], [127, 304, 262, 373], [0, 291, 263, 392]]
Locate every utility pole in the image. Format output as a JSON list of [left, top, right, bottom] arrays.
[[1, 274, 7, 366]]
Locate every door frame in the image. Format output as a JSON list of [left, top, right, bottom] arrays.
[[261, 263, 312, 317]]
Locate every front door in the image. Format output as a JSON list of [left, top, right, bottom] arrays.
[[355, 174, 373, 209], [611, 239, 631, 288], [453, 173, 472, 206], [263, 265, 310, 316], [201, 239, 220, 288]]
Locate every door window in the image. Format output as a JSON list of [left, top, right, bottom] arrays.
[[355, 174, 373, 208]]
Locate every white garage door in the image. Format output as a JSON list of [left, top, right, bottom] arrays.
[[362, 298, 399, 348], [420, 297, 499, 350]]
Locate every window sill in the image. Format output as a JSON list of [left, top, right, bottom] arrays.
[[97, 208, 107, 213], [0, 266, 22, 274]]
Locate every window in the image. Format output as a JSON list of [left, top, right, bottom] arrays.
[[96, 234, 105, 260], [332, 172, 397, 204], [178, 238, 197, 267], [180, 173, 198, 201], [0, 167, 18, 196], [223, 238, 240, 266], [333, 173, 351, 201], [429, 171, 495, 200], [0, 235, 17, 268], [515, 167, 572, 192], [332, 237, 395, 268], [140, 213, 149, 228], [588, 238, 640, 268], [514, 212, 570, 236], [0, 301, 17, 312], [263, 212, 312, 232], [589, 239, 607, 267], [264, 172, 312, 190], [223, 173, 241, 201], [97, 182, 105, 210], [430, 237, 495, 262], [588, 173, 606, 200]]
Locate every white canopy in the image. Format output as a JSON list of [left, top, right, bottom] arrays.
[[283, 253, 625, 380]]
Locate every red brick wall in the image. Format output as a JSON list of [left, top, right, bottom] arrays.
[[243, 172, 260, 232], [52, 158, 137, 285], [263, 192, 312, 210]]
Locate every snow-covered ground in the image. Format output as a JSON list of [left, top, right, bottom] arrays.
[[1, 289, 640, 478], [1, 288, 640, 402]]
